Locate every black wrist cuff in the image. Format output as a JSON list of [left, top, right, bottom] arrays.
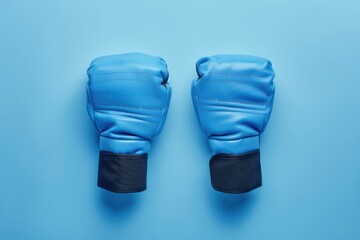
[[98, 151, 148, 193], [209, 150, 261, 194]]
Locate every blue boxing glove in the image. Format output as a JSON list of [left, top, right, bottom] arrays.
[[192, 55, 275, 193], [86, 53, 171, 193]]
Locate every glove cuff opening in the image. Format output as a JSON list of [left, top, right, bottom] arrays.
[[98, 151, 148, 193], [210, 150, 261, 194]]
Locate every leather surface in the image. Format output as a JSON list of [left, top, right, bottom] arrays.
[[87, 53, 172, 154], [192, 55, 275, 155]]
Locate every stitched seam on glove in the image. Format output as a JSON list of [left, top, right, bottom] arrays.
[[200, 104, 267, 113], [199, 73, 273, 84], [260, 82, 275, 133], [87, 83, 100, 133], [208, 134, 259, 142], [93, 102, 163, 111], [202, 109, 267, 115], [193, 85, 210, 137], [200, 97, 266, 107], [89, 71, 163, 78], [95, 109, 160, 119], [99, 135, 150, 141], [91, 78, 158, 84], [152, 86, 171, 138]]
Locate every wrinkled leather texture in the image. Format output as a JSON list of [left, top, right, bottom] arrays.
[[192, 55, 275, 155], [87, 53, 171, 154]]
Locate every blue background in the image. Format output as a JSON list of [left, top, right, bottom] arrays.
[[1, 0, 360, 239]]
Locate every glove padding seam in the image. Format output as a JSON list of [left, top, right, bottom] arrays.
[[98, 135, 150, 141], [208, 134, 259, 142], [87, 83, 100, 133], [197, 74, 273, 85], [193, 83, 210, 137], [152, 85, 171, 137], [89, 71, 164, 78], [93, 102, 163, 111], [260, 83, 275, 134], [200, 97, 267, 108]]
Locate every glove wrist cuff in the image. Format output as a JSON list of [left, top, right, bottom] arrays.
[[98, 151, 147, 193], [209, 150, 261, 193]]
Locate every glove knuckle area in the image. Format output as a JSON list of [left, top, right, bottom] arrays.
[[192, 55, 275, 142], [87, 53, 168, 85], [195, 55, 274, 89], [87, 53, 170, 114], [86, 53, 170, 140]]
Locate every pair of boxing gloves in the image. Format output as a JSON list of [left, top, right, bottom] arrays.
[[86, 53, 275, 194]]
